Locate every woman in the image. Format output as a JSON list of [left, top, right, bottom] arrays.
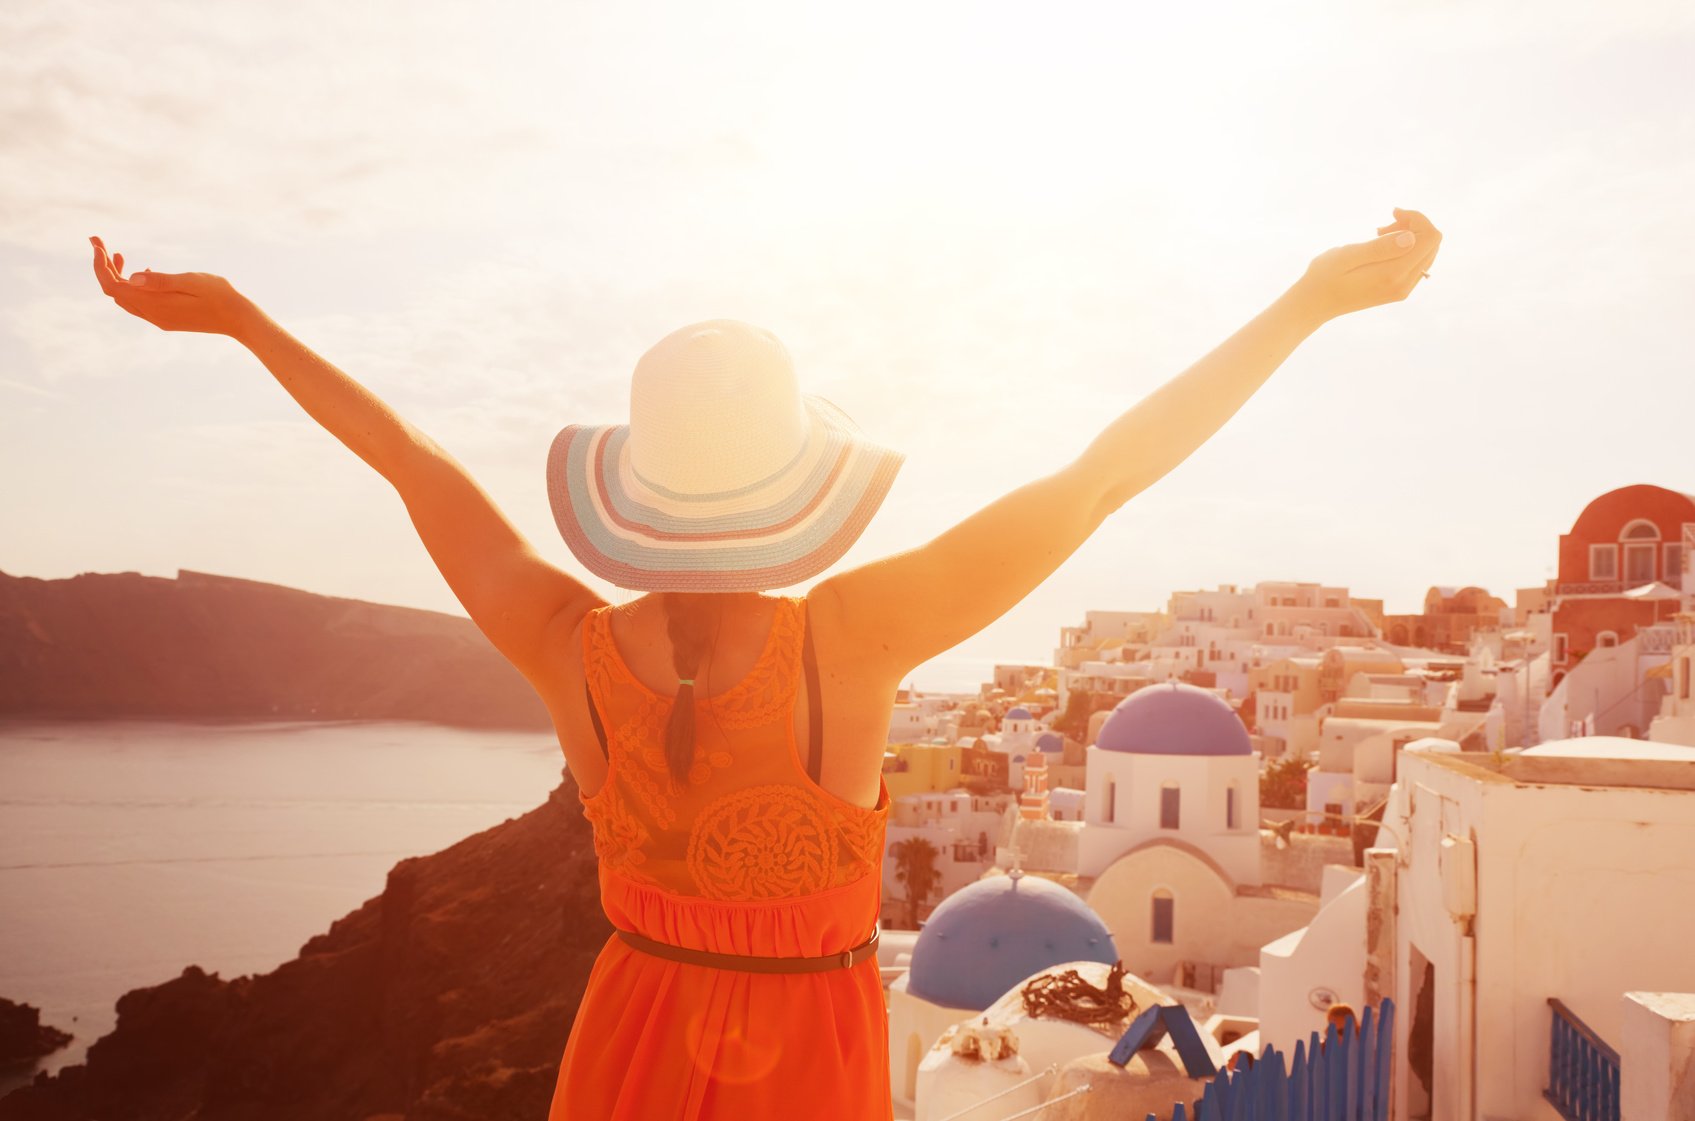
[[89, 210, 1440, 1118]]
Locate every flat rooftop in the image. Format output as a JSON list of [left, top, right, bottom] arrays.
[[1409, 738, 1695, 793]]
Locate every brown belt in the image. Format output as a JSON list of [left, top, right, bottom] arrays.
[[615, 926, 880, 973]]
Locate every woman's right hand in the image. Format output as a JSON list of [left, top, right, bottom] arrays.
[[1296, 208, 1443, 323], [90, 236, 253, 337]]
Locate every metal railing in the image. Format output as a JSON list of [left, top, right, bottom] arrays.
[[1637, 624, 1677, 654], [1556, 581, 1624, 596], [1544, 997, 1620, 1121], [1145, 998, 1396, 1121]]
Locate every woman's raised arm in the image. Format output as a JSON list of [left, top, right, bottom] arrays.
[[89, 238, 605, 679], [815, 210, 1442, 678]]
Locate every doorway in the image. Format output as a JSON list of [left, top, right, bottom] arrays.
[[1408, 945, 1435, 1121]]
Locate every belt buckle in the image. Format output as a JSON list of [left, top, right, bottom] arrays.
[[839, 948, 854, 970]]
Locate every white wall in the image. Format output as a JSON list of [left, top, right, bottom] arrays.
[[1540, 632, 1671, 741], [1619, 991, 1695, 1121], [1080, 749, 1261, 883], [1257, 871, 1367, 1053], [1305, 769, 1353, 829], [1385, 749, 1695, 1121]]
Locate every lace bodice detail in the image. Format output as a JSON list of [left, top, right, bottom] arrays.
[[578, 596, 889, 900]]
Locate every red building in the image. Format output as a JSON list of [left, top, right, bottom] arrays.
[[1549, 484, 1695, 685]]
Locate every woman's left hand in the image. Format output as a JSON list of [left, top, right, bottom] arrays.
[[90, 236, 251, 336], [1294, 208, 1443, 324]]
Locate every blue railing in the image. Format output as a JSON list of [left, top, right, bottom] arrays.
[[1544, 998, 1619, 1121], [1144, 999, 1394, 1121]]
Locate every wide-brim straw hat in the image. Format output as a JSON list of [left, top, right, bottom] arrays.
[[547, 319, 904, 592]]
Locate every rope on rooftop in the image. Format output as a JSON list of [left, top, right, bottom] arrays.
[[1020, 960, 1137, 1029], [932, 1063, 1057, 1121], [988, 1083, 1092, 1121]]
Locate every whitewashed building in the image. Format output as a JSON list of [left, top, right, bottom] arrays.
[[1647, 611, 1695, 746], [1366, 737, 1695, 1120]]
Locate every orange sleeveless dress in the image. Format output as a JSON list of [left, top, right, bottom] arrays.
[[549, 595, 894, 1120]]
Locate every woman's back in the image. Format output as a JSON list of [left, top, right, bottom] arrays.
[[575, 594, 888, 895], [550, 593, 894, 1119], [548, 590, 898, 814]]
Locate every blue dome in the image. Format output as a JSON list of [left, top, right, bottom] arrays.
[[1036, 733, 1064, 752], [907, 874, 1118, 1011], [1012, 754, 1026, 763], [1005, 706, 1034, 721], [1096, 681, 1251, 756]]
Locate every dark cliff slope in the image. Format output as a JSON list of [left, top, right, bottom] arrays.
[[0, 773, 610, 1121], [0, 569, 551, 730]]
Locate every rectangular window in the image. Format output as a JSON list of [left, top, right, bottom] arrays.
[[1589, 544, 1618, 581], [1160, 786, 1181, 830], [1152, 896, 1174, 944], [1624, 543, 1656, 585], [1553, 632, 1569, 663], [1682, 656, 1691, 701], [1666, 542, 1685, 583], [1226, 787, 1238, 830]]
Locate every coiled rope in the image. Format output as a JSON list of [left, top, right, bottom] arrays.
[[1019, 960, 1137, 1029]]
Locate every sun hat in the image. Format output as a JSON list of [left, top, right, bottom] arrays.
[[546, 319, 904, 592]]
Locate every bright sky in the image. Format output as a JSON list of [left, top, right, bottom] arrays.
[[3, 1, 1692, 692]]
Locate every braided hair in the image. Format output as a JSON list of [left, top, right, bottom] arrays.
[[660, 592, 721, 786]]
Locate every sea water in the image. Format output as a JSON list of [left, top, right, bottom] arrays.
[[0, 718, 564, 1090]]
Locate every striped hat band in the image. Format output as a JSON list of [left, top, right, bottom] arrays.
[[546, 319, 904, 592]]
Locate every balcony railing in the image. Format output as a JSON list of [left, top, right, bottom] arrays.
[[1638, 624, 1677, 654], [1545, 997, 1619, 1121], [1556, 581, 1624, 596]]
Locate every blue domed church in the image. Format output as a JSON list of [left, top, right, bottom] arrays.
[[1079, 681, 1261, 883], [1071, 682, 1321, 989], [885, 870, 1118, 1105]]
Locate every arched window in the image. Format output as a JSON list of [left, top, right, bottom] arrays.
[[1103, 775, 1116, 824], [1151, 890, 1175, 944], [1226, 782, 1240, 830], [1620, 520, 1660, 585], [1160, 783, 1181, 830]]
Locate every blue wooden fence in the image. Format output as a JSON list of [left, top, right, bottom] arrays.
[[1144, 999, 1395, 1121], [1544, 997, 1619, 1121]]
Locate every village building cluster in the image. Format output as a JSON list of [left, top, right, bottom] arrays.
[[872, 483, 1695, 1121]]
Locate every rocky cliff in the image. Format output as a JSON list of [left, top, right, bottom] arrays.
[[0, 1002, 71, 1070], [0, 772, 609, 1121], [0, 569, 551, 730]]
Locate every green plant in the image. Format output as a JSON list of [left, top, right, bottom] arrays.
[[1260, 755, 1314, 810], [890, 836, 942, 927]]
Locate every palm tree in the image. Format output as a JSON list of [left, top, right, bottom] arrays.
[[890, 836, 942, 928]]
